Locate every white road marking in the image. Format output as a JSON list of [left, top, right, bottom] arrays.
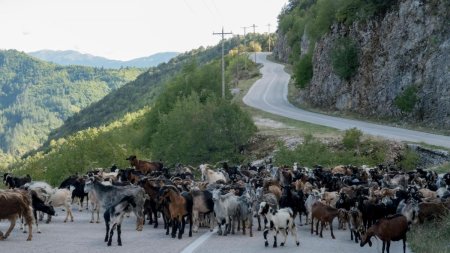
[[180, 229, 217, 253]]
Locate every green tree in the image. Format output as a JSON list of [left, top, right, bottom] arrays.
[[394, 85, 418, 114], [150, 93, 256, 165], [330, 37, 359, 80], [294, 53, 313, 88]]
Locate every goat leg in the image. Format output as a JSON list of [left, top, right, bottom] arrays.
[[1, 218, 16, 240], [273, 230, 278, 248], [316, 220, 320, 235], [153, 210, 158, 228], [105, 221, 110, 242], [263, 227, 269, 247], [330, 221, 335, 239], [320, 221, 324, 238], [291, 224, 300, 246], [178, 218, 185, 239], [280, 229, 287, 246], [107, 224, 116, 246], [171, 220, 177, 238], [257, 215, 261, 231], [117, 224, 122, 246], [166, 220, 170, 235], [188, 214, 193, 237]]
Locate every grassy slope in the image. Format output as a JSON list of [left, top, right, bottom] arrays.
[[408, 214, 450, 253]]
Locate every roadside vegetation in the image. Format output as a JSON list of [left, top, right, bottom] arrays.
[[408, 214, 450, 253]]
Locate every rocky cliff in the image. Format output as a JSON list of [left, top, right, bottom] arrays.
[[275, 0, 450, 128]]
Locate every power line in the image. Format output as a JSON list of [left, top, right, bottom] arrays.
[[213, 27, 232, 99]]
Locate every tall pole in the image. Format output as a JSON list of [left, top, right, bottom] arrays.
[[241, 26, 250, 70], [251, 24, 258, 63], [267, 23, 271, 52], [213, 27, 232, 99]]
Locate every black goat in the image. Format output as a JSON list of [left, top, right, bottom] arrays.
[[30, 190, 55, 233], [59, 175, 89, 211], [4, 174, 31, 189], [104, 195, 136, 246]]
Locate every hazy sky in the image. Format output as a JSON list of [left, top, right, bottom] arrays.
[[0, 0, 288, 60]]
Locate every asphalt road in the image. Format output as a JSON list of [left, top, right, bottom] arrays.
[[243, 52, 450, 149], [0, 207, 411, 253]]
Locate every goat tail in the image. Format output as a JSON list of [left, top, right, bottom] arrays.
[[18, 196, 34, 226]]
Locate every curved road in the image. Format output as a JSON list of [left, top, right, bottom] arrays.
[[243, 52, 450, 149]]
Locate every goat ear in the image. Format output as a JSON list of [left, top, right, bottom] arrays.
[[368, 240, 372, 247]]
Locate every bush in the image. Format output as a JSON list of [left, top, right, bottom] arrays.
[[398, 147, 420, 171], [394, 85, 418, 113], [150, 93, 256, 165], [342, 128, 362, 149], [408, 214, 450, 253], [274, 133, 387, 167], [331, 37, 359, 80], [294, 53, 313, 88]]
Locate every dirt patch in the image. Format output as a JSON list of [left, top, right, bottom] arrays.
[[253, 117, 292, 129]]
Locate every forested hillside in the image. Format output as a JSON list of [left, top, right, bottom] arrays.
[[12, 45, 259, 185], [0, 50, 142, 158], [48, 33, 273, 142], [29, 50, 179, 69]]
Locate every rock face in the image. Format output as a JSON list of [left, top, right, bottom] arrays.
[[277, 0, 450, 128], [408, 144, 449, 168]]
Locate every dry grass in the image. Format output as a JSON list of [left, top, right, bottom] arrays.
[[408, 214, 450, 253], [431, 162, 450, 174]]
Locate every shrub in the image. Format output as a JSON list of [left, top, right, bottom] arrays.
[[150, 93, 256, 165], [274, 133, 387, 167], [394, 85, 418, 113], [342, 128, 362, 149], [330, 37, 359, 80], [294, 53, 313, 88], [398, 147, 420, 171]]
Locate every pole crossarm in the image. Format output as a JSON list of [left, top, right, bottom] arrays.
[[213, 27, 232, 99]]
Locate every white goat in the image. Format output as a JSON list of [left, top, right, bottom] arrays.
[[258, 202, 300, 248], [212, 188, 239, 236], [200, 164, 227, 184], [305, 190, 321, 224], [47, 186, 75, 223]]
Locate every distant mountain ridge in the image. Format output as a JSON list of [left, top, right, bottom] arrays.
[[28, 50, 180, 69]]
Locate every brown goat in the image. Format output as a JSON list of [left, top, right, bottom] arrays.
[[126, 155, 163, 175], [337, 208, 349, 230], [268, 185, 281, 201], [360, 214, 408, 253], [311, 202, 339, 239], [159, 185, 193, 239], [417, 202, 448, 224], [0, 190, 34, 241], [332, 165, 352, 175]]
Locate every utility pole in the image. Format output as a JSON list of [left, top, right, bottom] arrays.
[[213, 27, 232, 99], [251, 24, 257, 34], [267, 23, 271, 52], [251, 24, 258, 63], [241, 26, 250, 70]]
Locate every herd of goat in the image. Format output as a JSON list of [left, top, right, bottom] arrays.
[[1, 155, 450, 253]]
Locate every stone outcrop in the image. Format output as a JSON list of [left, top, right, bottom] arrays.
[[276, 0, 450, 128]]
